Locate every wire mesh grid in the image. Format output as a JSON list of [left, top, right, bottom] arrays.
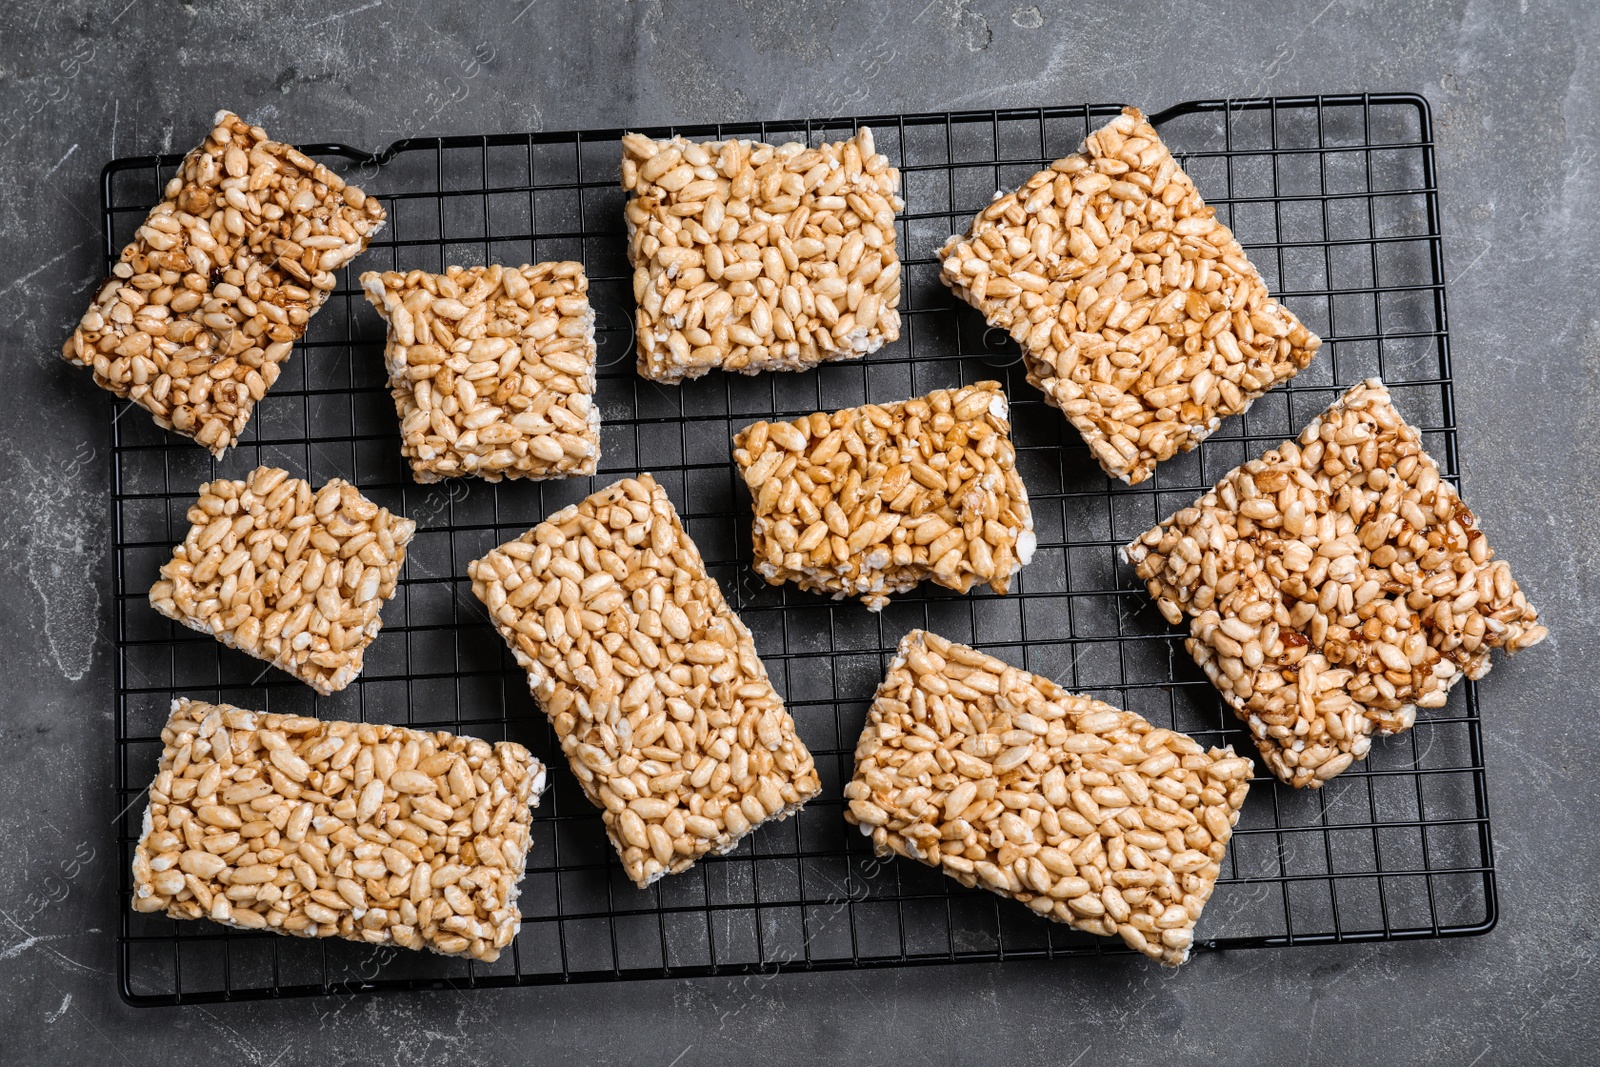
[[106, 94, 1494, 1005]]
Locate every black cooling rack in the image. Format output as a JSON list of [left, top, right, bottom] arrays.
[[105, 94, 1495, 1006]]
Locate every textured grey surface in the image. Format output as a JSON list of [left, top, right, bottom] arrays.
[[0, 0, 1595, 1063]]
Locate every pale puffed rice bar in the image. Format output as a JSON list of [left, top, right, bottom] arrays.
[[623, 127, 904, 382], [63, 110, 386, 456], [845, 630, 1250, 966], [360, 262, 599, 482], [132, 698, 545, 963], [731, 381, 1035, 611], [1122, 379, 1547, 788], [469, 474, 820, 888], [939, 107, 1321, 486], [149, 466, 416, 695]]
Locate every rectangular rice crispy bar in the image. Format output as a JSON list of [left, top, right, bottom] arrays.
[[1122, 378, 1547, 787], [360, 262, 600, 482], [623, 127, 904, 382], [63, 109, 386, 456], [939, 106, 1321, 485], [845, 630, 1250, 966], [731, 381, 1035, 611], [468, 474, 821, 887], [132, 698, 546, 963], [149, 466, 416, 695]]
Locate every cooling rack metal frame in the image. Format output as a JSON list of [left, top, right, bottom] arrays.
[[105, 93, 1496, 1006]]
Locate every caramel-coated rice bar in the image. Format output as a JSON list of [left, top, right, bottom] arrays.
[[148, 466, 415, 695], [63, 110, 386, 455], [844, 630, 1250, 966], [1122, 378, 1547, 787], [623, 128, 904, 382], [132, 698, 546, 963], [731, 381, 1035, 610], [361, 262, 600, 482], [469, 474, 820, 887], [939, 106, 1321, 485]]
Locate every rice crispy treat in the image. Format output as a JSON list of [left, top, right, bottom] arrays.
[[468, 474, 821, 887], [731, 381, 1035, 611], [63, 109, 386, 456], [148, 466, 416, 695], [938, 106, 1321, 486], [360, 262, 600, 482], [622, 127, 905, 383], [132, 698, 545, 963], [1122, 379, 1547, 787], [845, 630, 1250, 966]]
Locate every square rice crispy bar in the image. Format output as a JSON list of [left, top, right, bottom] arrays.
[[623, 127, 904, 382], [469, 474, 821, 887], [132, 698, 545, 962], [939, 106, 1321, 485], [1122, 379, 1547, 787], [360, 262, 600, 482], [845, 630, 1251, 966], [63, 110, 386, 456], [149, 466, 416, 695], [731, 381, 1035, 610]]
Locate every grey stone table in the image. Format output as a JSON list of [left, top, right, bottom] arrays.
[[1, 1, 1594, 1063]]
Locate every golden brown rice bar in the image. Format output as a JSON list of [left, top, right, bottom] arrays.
[[469, 474, 820, 887], [63, 110, 386, 456], [731, 381, 1035, 611], [1122, 378, 1547, 787], [360, 262, 600, 483], [844, 630, 1250, 966], [939, 106, 1321, 486], [148, 466, 416, 695], [132, 698, 545, 962], [623, 127, 904, 382]]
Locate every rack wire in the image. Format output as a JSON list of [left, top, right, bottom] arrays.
[[106, 94, 1494, 1005]]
